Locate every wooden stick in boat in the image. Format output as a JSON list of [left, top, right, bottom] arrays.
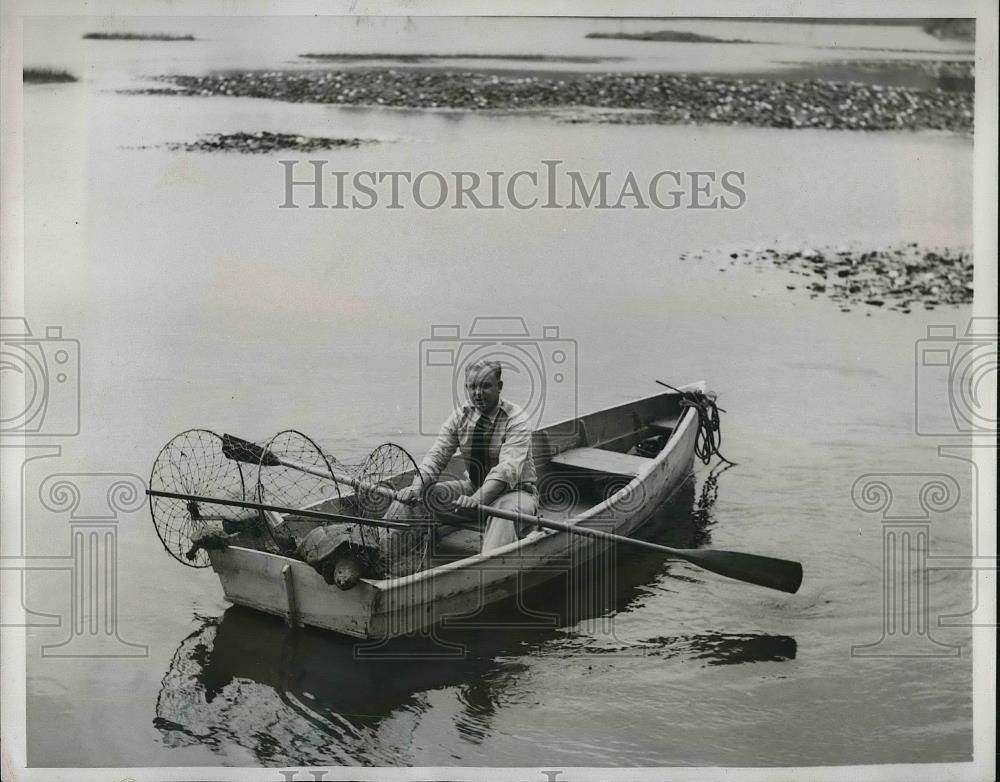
[[146, 489, 430, 531], [221, 433, 415, 505]]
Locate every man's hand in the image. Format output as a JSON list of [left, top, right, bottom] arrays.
[[395, 486, 421, 505], [454, 479, 506, 511], [453, 493, 481, 511]]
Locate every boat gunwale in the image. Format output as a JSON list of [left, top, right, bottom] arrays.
[[216, 383, 704, 592]]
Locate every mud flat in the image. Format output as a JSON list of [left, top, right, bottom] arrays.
[[689, 244, 973, 312], [146, 131, 370, 153], [137, 69, 973, 133]]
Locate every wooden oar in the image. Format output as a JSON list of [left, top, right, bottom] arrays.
[[148, 488, 802, 594], [221, 433, 415, 504], [478, 503, 802, 594], [146, 489, 429, 531]]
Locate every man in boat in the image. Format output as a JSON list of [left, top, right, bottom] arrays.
[[385, 358, 538, 560]]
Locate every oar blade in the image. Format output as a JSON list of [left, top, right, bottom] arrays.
[[222, 433, 280, 467], [678, 548, 803, 594]]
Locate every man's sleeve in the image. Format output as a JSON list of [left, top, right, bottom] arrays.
[[417, 410, 461, 484], [484, 411, 532, 490]]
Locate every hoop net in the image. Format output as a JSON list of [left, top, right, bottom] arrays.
[[254, 429, 345, 553], [149, 430, 433, 577], [354, 443, 431, 576], [148, 429, 251, 568]]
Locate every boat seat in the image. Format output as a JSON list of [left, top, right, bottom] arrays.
[[647, 414, 681, 435], [548, 447, 651, 479]]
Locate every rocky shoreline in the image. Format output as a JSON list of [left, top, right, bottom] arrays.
[[137, 69, 973, 133], [689, 244, 972, 312]]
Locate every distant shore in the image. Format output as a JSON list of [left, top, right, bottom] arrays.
[[83, 32, 195, 41], [139, 67, 974, 133], [586, 31, 756, 44]]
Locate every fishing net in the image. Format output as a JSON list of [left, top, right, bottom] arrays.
[[254, 429, 345, 554], [353, 443, 431, 577], [149, 428, 434, 578], [148, 429, 253, 568]]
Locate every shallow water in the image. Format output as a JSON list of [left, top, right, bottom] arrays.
[[18, 17, 976, 769]]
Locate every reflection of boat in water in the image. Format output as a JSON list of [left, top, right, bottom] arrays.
[[155, 481, 797, 765]]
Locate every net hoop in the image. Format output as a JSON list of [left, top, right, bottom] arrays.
[[255, 428, 344, 554], [148, 428, 247, 568]]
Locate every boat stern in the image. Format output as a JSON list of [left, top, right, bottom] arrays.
[[208, 546, 379, 638]]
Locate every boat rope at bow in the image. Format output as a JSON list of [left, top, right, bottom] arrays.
[[656, 381, 737, 466]]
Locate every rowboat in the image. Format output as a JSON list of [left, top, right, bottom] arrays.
[[204, 385, 703, 640]]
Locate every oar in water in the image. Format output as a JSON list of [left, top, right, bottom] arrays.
[[147, 488, 803, 594], [481, 502, 802, 594], [221, 433, 415, 505]]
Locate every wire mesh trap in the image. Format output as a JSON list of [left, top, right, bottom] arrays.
[[148, 429, 254, 568]]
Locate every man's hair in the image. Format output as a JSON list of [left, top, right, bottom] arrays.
[[464, 359, 502, 383]]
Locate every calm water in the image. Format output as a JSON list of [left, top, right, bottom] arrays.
[[19, 17, 975, 768]]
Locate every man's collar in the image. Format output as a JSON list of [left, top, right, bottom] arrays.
[[466, 399, 508, 422]]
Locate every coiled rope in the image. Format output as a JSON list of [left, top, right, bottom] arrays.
[[656, 380, 737, 466]]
